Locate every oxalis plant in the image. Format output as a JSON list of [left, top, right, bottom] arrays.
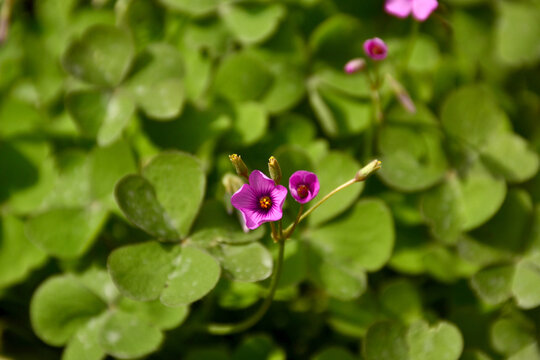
[[206, 155, 382, 334], [4, 0, 540, 358], [111, 153, 382, 335]]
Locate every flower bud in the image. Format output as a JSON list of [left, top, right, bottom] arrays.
[[222, 173, 245, 215], [268, 156, 282, 185], [344, 58, 366, 74], [229, 154, 249, 179], [355, 159, 382, 182], [363, 38, 388, 61], [222, 173, 244, 195]]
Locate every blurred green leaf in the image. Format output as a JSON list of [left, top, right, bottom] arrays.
[[231, 334, 285, 360], [26, 206, 108, 258], [512, 253, 540, 309], [459, 161, 506, 231], [108, 242, 220, 306], [108, 242, 179, 301], [309, 199, 394, 272], [90, 140, 136, 203], [481, 132, 539, 183], [126, 44, 185, 120], [31, 275, 107, 346], [0, 215, 47, 289], [470, 264, 514, 305], [327, 294, 380, 337], [66, 88, 135, 145], [490, 312, 536, 356], [309, 15, 364, 68], [407, 321, 463, 360], [308, 245, 366, 300], [230, 102, 268, 146], [364, 321, 409, 360], [220, 3, 285, 45], [473, 189, 533, 253], [441, 85, 506, 148], [421, 175, 464, 244], [62, 315, 107, 360], [309, 152, 363, 225], [115, 175, 179, 239], [142, 152, 205, 238], [380, 279, 422, 323], [214, 52, 273, 102], [117, 298, 189, 330], [159, 0, 221, 16], [99, 311, 163, 359], [408, 36, 441, 73], [378, 106, 448, 192], [496, 2, 540, 66], [312, 347, 357, 360], [214, 243, 272, 282], [63, 25, 134, 86], [160, 246, 221, 306]]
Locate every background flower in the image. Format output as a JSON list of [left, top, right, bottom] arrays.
[[363, 38, 388, 60], [385, 0, 438, 21]]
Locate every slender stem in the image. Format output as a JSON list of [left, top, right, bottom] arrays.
[[0, 0, 15, 44], [206, 238, 286, 335], [284, 179, 357, 234], [284, 204, 303, 239], [278, 219, 283, 239]]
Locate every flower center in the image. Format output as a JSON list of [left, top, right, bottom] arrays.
[[372, 44, 384, 55], [259, 196, 272, 210], [297, 184, 309, 199]]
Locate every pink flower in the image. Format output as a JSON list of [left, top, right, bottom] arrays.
[[385, 0, 438, 21], [231, 170, 287, 230], [363, 38, 388, 61], [289, 171, 320, 204], [344, 58, 366, 74]]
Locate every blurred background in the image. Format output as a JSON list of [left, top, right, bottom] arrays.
[[0, 0, 540, 359]]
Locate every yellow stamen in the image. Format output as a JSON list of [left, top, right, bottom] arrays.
[[259, 196, 272, 210]]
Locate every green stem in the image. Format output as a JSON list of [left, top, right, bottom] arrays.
[[284, 178, 357, 234], [284, 204, 303, 239], [206, 238, 286, 335]]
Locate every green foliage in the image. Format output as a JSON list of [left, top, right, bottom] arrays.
[[1, 0, 540, 359]]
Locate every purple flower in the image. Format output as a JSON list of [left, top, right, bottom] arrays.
[[385, 0, 438, 21], [289, 171, 320, 204], [231, 170, 287, 230], [363, 38, 388, 61], [344, 58, 366, 74]]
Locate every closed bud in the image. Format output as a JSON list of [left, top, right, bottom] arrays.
[[222, 173, 245, 214], [387, 73, 416, 114], [355, 159, 382, 182], [344, 58, 366, 74], [222, 173, 244, 195], [268, 156, 282, 185], [229, 154, 249, 179]]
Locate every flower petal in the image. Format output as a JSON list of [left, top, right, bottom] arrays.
[[240, 209, 264, 230], [249, 170, 276, 197], [385, 0, 413, 18], [412, 0, 438, 21], [231, 184, 257, 211]]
